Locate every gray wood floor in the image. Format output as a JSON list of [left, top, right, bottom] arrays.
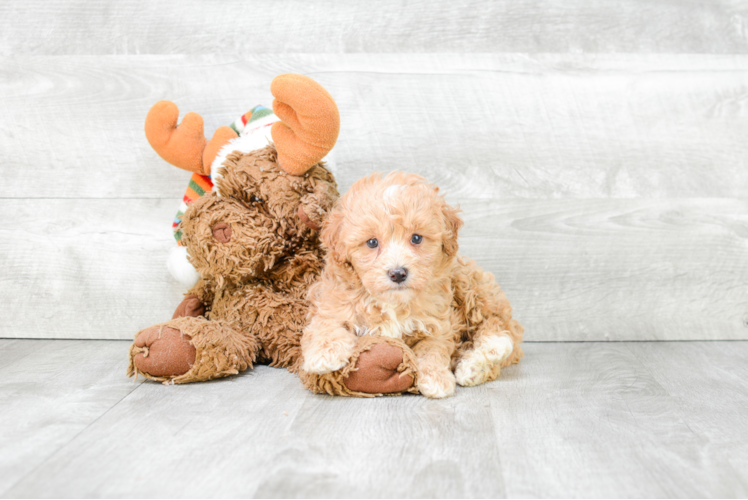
[[0, 339, 746, 498]]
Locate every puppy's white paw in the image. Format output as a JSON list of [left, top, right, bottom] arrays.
[[455, 335, 514, 387], [455, 351, 490, 387], [302, 336, 355, 375], [481, 335, 514, 364], [417, 368, 456, 399]]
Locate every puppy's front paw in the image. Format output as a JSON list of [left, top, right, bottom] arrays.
[[302, 333, 355, 375], [417, 368, 456, 399]]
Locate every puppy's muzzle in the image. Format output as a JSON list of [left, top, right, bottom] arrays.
[[388, 267, 408, 284]]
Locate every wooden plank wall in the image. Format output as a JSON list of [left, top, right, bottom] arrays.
[[0, 1, 746, 340]]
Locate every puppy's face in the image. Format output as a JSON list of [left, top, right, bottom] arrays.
[[323, 172, 462, 303]]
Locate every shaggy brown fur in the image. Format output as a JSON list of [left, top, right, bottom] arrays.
[[127, 145, 338, 383], [300, 172, 524, 398]]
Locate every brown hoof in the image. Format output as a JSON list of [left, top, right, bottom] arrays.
[[132, 326, 196, 378], [172, 294, 205, 319], [344, 343, 414, 394]]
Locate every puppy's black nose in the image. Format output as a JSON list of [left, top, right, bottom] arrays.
[[388, 267, 408, 284]]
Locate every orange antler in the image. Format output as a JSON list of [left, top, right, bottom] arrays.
[[270, 74, 340, 176], [144, 101, 237, 175]]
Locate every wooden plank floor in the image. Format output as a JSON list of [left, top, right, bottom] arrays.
[[1, 339, 746, 498]]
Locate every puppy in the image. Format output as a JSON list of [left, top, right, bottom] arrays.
[[301, 172, 523, 398]]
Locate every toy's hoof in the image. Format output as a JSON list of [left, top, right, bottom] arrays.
[[132, 326, 196, 378], [172, 294, 206, 319], [344, 343, 414, 394]]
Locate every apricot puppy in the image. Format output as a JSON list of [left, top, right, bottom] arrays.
[[301, 172, 523, 398]]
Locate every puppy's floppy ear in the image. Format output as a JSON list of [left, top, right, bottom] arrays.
[[320, 209, 347, 265], [440, 200, 463, 257]]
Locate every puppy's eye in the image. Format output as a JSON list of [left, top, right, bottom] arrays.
[[366, 238, 378, 249], [250, 195, 264, 203], [411, 234, 423, 245]]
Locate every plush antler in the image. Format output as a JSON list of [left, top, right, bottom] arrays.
[[144, 101, 237, 175], [271, 74, 340, 176]]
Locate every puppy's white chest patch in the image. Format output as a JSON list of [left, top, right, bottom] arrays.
[[376, 318, 410, 339], [363, 314, 423, 340]]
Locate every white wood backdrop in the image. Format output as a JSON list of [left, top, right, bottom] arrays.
[[0, 2, 746, 340]]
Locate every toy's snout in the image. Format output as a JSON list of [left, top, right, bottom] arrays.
[[212, 223, 232, 243]]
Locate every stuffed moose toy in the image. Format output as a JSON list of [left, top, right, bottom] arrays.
[[127, 74, 419, 395]]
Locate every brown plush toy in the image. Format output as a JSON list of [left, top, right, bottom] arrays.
[[127, 74, 418, 393]]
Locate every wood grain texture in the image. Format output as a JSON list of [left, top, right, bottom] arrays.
[[2, 341, 747, 498], [1, 198, 745, 341], [0, 339, 47, 370], [256, 394, 505, 498], [0, 340, 143, 495], [0, 199, 185, 339], [626, 342, 748, 485], [4, 358, 314, 498], [490, 342, 748, 498], [1, 54, 748, 199], [458, 197, 748, 341], [2, 3, 746, 496], [1, 0, 747, 55]]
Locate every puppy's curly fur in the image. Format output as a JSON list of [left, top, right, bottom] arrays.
[[301, 172, 523, 398]]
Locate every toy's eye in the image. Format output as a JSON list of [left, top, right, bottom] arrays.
[[411, 234, 423, 245], [366, 238, 378, 249], [250, 195, 264, 203]]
